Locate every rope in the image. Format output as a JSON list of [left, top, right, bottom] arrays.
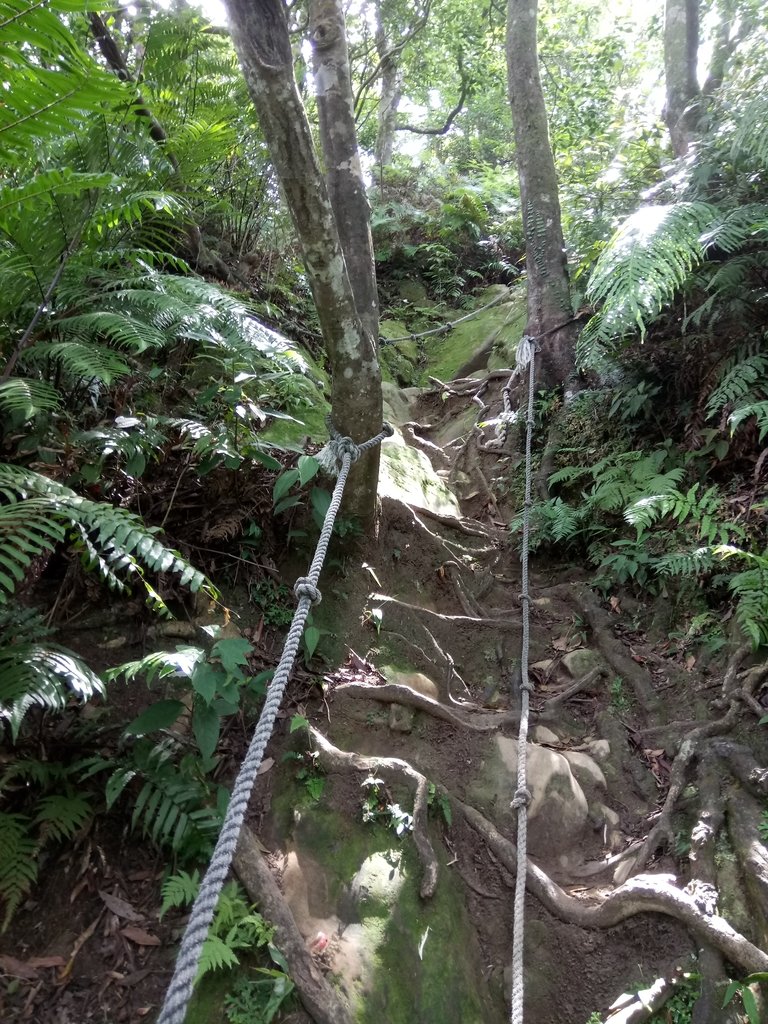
[[510, 336, 536, 1024], [381, 289, 508, 344], [156, 421, 392, 1024]]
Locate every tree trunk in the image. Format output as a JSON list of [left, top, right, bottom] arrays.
[[374, 21, 402, 169], [506, 0, 575, 388], [663, 0, 700, 157], [310, 0, 380, 340], [224, 0, 383, 519]]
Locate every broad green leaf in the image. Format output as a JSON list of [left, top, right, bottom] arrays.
[[303, 626, 321, 661], [297, 455, 320, 486], [212, 637, 252, 676], [290, 714, 309, 733], [124, 700, 185, 737], [272, 469, 299, 504], [191, 661, 224, 705], [193, 702, 221, 760]]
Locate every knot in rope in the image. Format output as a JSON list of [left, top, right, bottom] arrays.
[[294, 577, 322, 606], [511, 787, 532, 810]]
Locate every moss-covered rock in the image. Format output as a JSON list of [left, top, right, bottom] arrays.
[[272, 790, 504, 1024]]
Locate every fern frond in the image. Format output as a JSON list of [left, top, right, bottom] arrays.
[[198, 933, 241, 976], [34, 792, 92, 843], [729, 400, 768, 441], [159, 869, 200, 918], [654, 547, 715, 577], [25, 341, 132, 385], [0, 812, 37, 931], [0, 464, 215, 606], [0, 643, 106, 740], [729, 566, 768, 647], [578, 202, 715, 367], [0, 378, 60, 418], [706, 353, 768, 419]]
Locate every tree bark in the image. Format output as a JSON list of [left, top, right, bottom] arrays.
[[506, 0, 575, 388], [310, 0, 379, 340], [224, 0, 383, 518], [373, 10, 403, 168], [663, 0, 700, 157]]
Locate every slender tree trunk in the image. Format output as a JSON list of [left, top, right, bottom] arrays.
[[663, 0, 700, 157], [224, 0, 382, 519], [373, 1, 402, 169], [506, 0, 575, 388], [310, 0, 379, 340]]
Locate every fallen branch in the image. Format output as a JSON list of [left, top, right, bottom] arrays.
[[234, 828, 354, 1024]]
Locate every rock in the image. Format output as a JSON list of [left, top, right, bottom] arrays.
[[388, 704, 414, 733], [379, 429, 461, 517], [531, 659, 554, 674], [381, 381, 415, 427], [532, 725, 560, 745], [561, 648, 605, 678], [598, 804, 620, 828], [472, 736, 589, 858], [562, 750, 607, 795], [584, 738, 611, 763]]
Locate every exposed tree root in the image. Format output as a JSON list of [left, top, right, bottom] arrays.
[[604, 974, 689, 1024], [333, 681, 519, 731], [406, 503, 498, 539], [373, 592, 515, 628], [538, 666, 606, 718], [234, 827, 353, 1024], [309, 728, 439, 899], [622, 656, 762, 880], [455, 797, 768, 975]]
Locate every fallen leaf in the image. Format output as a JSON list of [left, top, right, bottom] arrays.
[[257, 757, 274, 776], [121, 926, 161, 947], [609, 596, 622, 614], [99, 890, 143, 923], [60, 912, 103, 980], [685, 655, 696, 671], [0, 955, 40, 979], [551, 636, 569, 652], [28, 957, 65, 970]]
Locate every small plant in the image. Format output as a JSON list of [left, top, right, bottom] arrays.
[[427, 783, 453, 826], [361, 775, 414, 836], [248, 577, 294, 627], [722, 973, 768, 1024], [282, 744, 326, 803], [160, 876, 275, 981], [223, 947, 296, 1024], [609, 676, 631, 714]]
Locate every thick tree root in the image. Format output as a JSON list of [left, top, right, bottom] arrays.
[[309, 728, 439, 898], [333, 681, 519, 731], [455, 797, 768, 975], [604, 975, 689, 1023], [373, 593, 514, 628], [538, 666, 606, 717], [234, 827, 354, 1024]]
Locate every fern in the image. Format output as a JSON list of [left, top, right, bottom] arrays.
[[714, 546, 768, 648], [0, 379, 60, 419], [34, 792, 92, 843], [729, 401, 768, 441], [0, 812, 37, 931], [112, 740, 225, 860], [159, 869, 201, 918], [0, 464, 214, 608], [578, 202, 715, 366], [0, 643, 106, 740], [705, 353, 768, 419]]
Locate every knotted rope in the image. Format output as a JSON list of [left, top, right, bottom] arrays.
[[156, 421, 392, 1024], [510, 336, 536, 1024]]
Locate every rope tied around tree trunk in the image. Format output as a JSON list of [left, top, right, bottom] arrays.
[[510, 334, 537, 1024], [156, 421, 392, 1024]]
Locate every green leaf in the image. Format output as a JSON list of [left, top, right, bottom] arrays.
[[272, 469, 299, 504], [191, 662, 225, 705], [290, 714, 309, 733], [193, 702, 221, 759], [105, 767, 136, 810], [124, 700, 185, 737], [297, 455, 320, 486], [742, 987, 760, 1024], [273, 495, 302, 516], [212, 637, 252, 677], [303, 626, 321, 661], [723, 981, 740, 1007]]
